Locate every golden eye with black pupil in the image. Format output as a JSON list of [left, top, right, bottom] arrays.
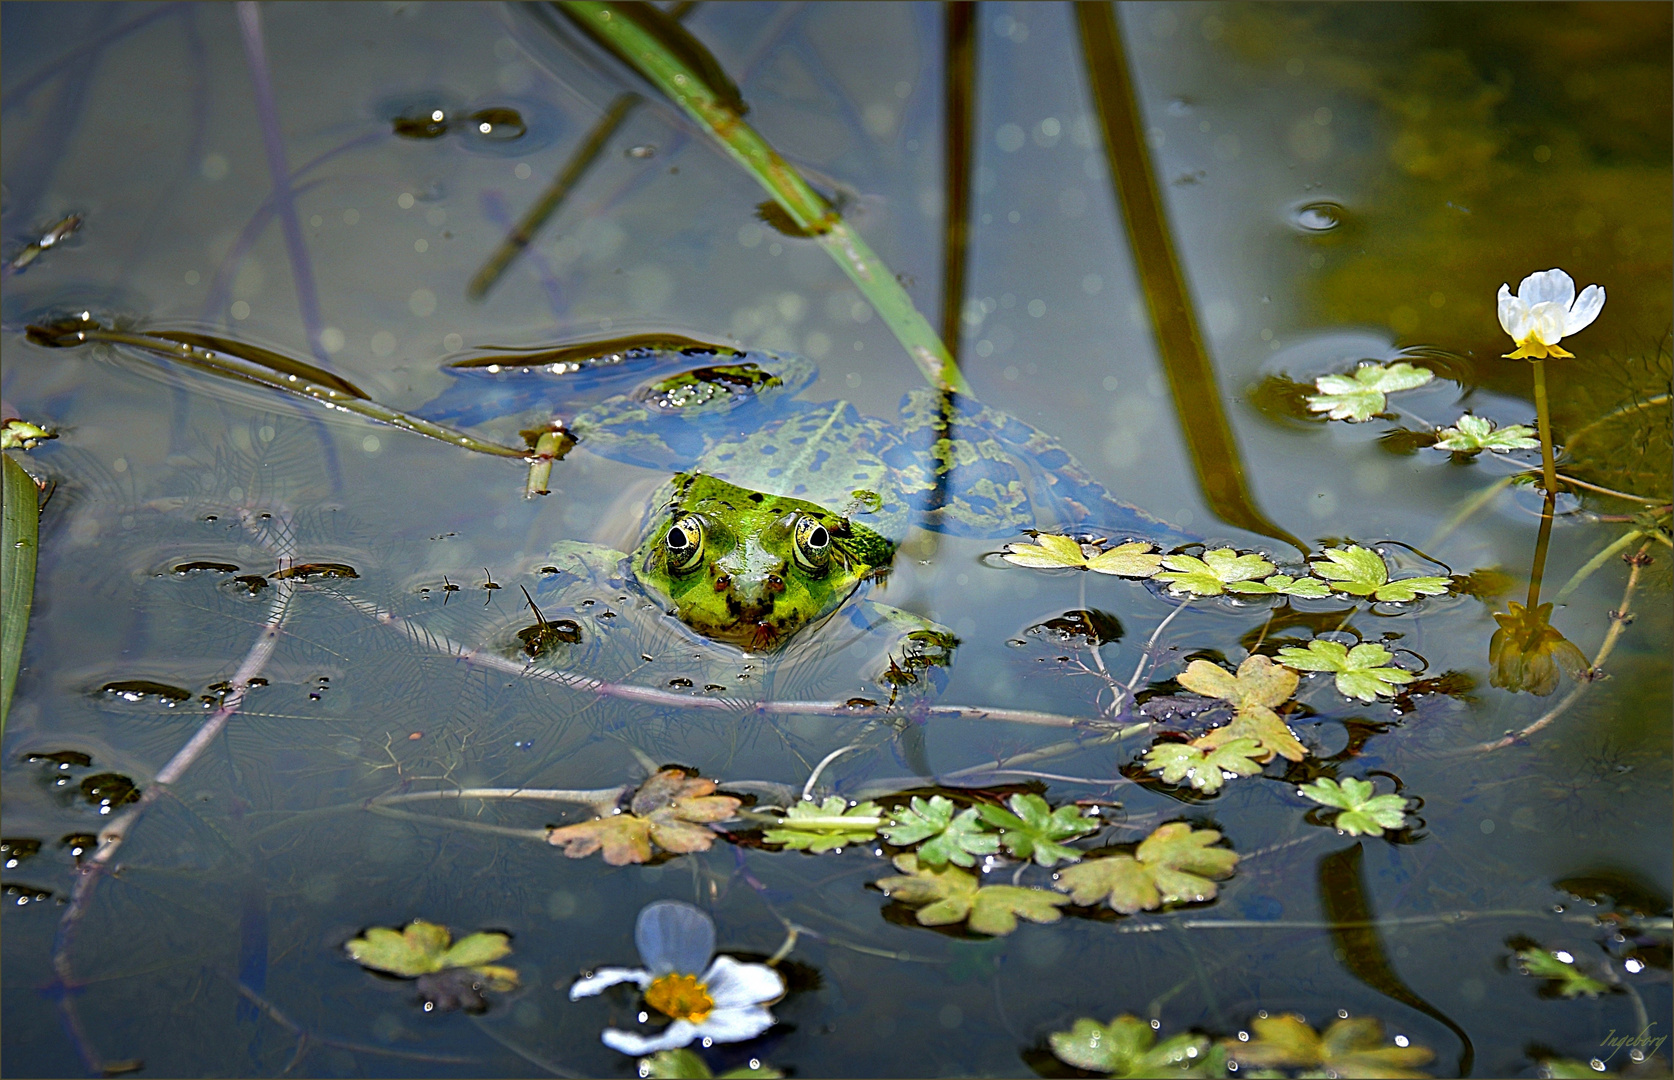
[[665, 515, 706, 573], [792, 515, 832, 572]]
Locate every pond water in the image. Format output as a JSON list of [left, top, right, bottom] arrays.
[[2, 3, 1669, 1077]]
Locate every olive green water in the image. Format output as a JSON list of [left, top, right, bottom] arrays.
[[1, 3, 1668, 1077]]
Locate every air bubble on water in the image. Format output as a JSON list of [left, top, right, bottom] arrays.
[[1291, 201, 1343, 233]]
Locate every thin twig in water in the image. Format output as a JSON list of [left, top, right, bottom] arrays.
[[1477, 540, 1651, 752], [51, 512, 297, 1074], [228, 977, 482, 1069], [802, 744, 863, 799]]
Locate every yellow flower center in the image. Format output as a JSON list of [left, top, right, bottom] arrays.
[[645, 973, 714, 1022]]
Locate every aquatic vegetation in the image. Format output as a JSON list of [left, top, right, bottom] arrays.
[[974, 793, 1099, 867], [1308, 546, 1452, 602], [1153, 549, 1276, 597], [1177, 655, 1307, 763], [874, 852, 1069, 935], [345, 920, 518, 1013], [1141, 738, 1267, 793], [878, 795, 1000, 868], [1, 450, 42, 732], [1299, 778, 1411, 837], [638, 1049, 782, 1079], [1513, 946, 1611, 999], [1277, 640, 1417, 702], [1488, 601, 1589, 697], [569, 901, 784, 1055], [1305, 361, 1435, 422], [999, 536, 1163, 577], [1432, 414, 1540, 453], [1223, 1013, 1434, 1078], [1052, 823, 1238, 914], [1497, 269, 1606, 361], [759, 796, 883, 852], [547, 768, 742, 865], [1047, 1014, 1217, 1078]]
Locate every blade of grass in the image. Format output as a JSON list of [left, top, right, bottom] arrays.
[[1075, 4, 1304, 553], [1, 453, 40, 734], [558, 1, 969, 395]]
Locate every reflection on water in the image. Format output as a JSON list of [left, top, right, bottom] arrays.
[[2, 3, 1668, 1077]]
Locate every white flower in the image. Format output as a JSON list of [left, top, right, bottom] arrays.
[[1496, 268, 1604, 359], [570, 900, 785, 1055]]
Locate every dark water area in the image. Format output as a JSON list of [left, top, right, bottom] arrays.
[[2, 3, 1669, 1077]]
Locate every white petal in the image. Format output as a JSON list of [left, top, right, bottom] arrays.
[[1518, 268, 1574, 309], [570, 967, 651, 999], [601, 1021, 700, 1055], [1565, 284, 1605, 333], [636, 900, 715, 976], [1495, 284, 1522, 337], [701, 955, 786, 1009], [692, 1005, 777, 1044], [1527, 302, 1568, 346]]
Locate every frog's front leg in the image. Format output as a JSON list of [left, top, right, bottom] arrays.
[[815, 598, 959, 706]]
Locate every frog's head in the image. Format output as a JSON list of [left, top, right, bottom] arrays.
[[632, 473, 895, 652]]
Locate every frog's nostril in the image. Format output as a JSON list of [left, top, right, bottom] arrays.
[[713, 573, 731, 592], [766, 574, 786, 592]]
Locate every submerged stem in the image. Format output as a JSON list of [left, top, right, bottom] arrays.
[[558, 1, 967, 394]]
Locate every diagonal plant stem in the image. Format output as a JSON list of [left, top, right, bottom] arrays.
[[1479, 539, 1651, 752], [51, 510, 297, 1074], [558, 1, 968, 395]]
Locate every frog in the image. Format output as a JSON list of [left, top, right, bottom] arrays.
[[423, 341, 1188, 690]]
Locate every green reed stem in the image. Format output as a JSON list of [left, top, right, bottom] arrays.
[[1525, 358, 1559, 607], [1552, 528, 1645, 606], [560, 1, 968, 395]]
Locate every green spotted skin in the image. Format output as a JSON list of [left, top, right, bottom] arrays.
[[552, 350, 1186, 651], [631, 473, 894, 651]]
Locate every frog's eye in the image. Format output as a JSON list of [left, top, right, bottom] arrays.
[[792, 515, 832, 573], [665, 515, 706, 573]]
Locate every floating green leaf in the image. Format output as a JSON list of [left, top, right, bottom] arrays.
[[1277, 640, 1416, 702], [875, 853, 1069, 935], [1433, 414, 1540, 453], [1311, 546, 1451, 602], [1490, 601, 1589, 697], [1300, 778, 1410, 836], [1537, 1058, 1617, 1078], [1515, 947, 1611, 998], [0, 420, 55, 451], [1053, 822, 1238, 914], [346, 920, 516, 985], [641, 1049, 783, 1079], [761, 796, 883, 852], [2, 453, 40, 735], [1224, 1013, 1434, 1078], [547, 769, 741, 865], [1228, 573, 1334, 599], [1142, 738, 1266, 792], [1195, 707, 1308, 764], [1048, 1014, 1215, 1077], [1154, 549, 1276, 597], [881, 795, 1000, 867], [975, 793, 1098, 867], [1306, 361, 1435, 423], [1001, 535, 1162, 578]]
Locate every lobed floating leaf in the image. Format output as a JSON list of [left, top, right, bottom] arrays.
[[761, 796, 883, 852], [1299, 777, 1410, 836], [1053, 822, 1238, 914], [1154, 549, 1276, 597], [1514, 947, 1611, 998], [346, 920, 519, 1011], [1143, 738, 1266, 792], [1230, 572, 1334, 599], [1048, 1014, 1216, 1077], [1433, 413, 1540, 453], [640, 1049, 783, 1079], [880, 795, 999, 868], [1311, 545, 1451, 603], [875, 853, 1068, 935], [1277, 640, 1416, 702], [547, 769, 741, 865], [1001, 535, 1163, 577], [1224, 1013, 1434, 1078], [974, 793, 1098, 867], [1176, 656, 1306, 763], [1306, 361, 1435, 423]]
